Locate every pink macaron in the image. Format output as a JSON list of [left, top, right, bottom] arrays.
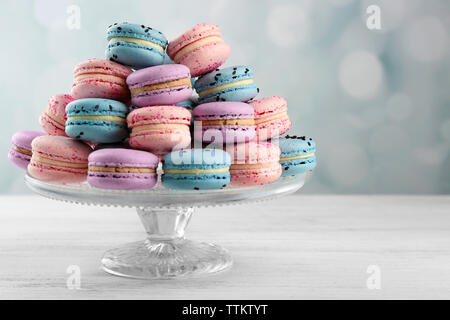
[[127, 106, 191, 155], [28, 136, 92, 184], [126, 64, 192, 107], [193, 102, 256, 144], [250, 96, 292, 141], [39, 94, 74, 136], [71, 58, 132, 102], [167, 23, 230, 77], [225, 141, 282, 187]]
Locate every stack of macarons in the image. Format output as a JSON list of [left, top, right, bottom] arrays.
[[8, 21, 316, 190]]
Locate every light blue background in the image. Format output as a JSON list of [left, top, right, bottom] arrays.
[[1, 0, 449, 194]]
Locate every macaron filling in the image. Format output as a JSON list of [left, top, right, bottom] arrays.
[[255, 111, 289, 125], [280, 153, 315, 161], [129, 78, 191, 95], [32, 154, 88, 169], [13, 145, 32, 156], [108, 37, 164, 53], [67, 115, 126, 123], [88, 165, 156, 173]]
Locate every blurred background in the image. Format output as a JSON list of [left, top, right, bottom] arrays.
[[1, 0, 449, 194]]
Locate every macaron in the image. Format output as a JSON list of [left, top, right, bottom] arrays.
[[194, 66, 258, 104], [176, 98, 197, 111], [65, 98, 129, 143], [193, 102, 256, 144], [278, 135, 316, 176], [87, 148, 159, 190], [8, 130, 46, 170], [127, 106, 191, 154], [162, 148, 231, 190], [225, 142, 282, 186], [106, 22, 168, 69], [39, 94, 74, 136], [167, 23, 230, 77], [71, 58, 132, 102], [28, 136, 92, 184], [250, 96, 292, 141], [126, 64, 192, 107]]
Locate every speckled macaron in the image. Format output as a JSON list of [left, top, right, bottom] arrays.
[[278, 135, 316, 176], [193, 102, 256, 144], [126, 64, 192, 107], [39, 94, 74, 136], [225, 141, 282, 186], [65, 98, 129, 143], [106, 22, 168, 69], [250, 96, 291, 141], [88, 148, 159, 190], [194, 66, 258, 104], [8, 130, 46, 170], [162, 148, 231, 190], [127, 106, 192, 155], [71, 58, 132, 102], [28, 136, 92, 184], [167, 23, 230, 77]]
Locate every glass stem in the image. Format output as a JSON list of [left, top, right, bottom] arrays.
[[137, 207, 194, 241]]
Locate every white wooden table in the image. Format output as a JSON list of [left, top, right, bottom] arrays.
[[1, 195, 450, 299]]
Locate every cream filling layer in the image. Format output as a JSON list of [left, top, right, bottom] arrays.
[[173, 36, 224, 62], [255, 111, 288, 125], [109, 37, 165, 53], [14, 146, 32, 156], [132, 123, 189, 133], [74, 73, 126, 84], [198, 79, 254, 97], [280, 153, 315, 161], [67, 115, 126, 123], [201, 118, 255, 126], [33, 154, 88, 169], [164, 167, 229, 174], [44, 109, 66, 128], [130, 78, 191, 95], [89, 166, 155, 173]]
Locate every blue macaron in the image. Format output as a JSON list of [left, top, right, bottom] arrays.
[[106, 22, 168, 69], [176, 98, 197, 111], [278, 135, 317, 176], [65, 98, 129, 143], [162, 148, 231, 190], [194, 66, 258, 104]]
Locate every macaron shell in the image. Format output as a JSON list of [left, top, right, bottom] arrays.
[[65, 98, 129, 143], [88, 172, 158, 190], [39, 94, 73, 136], [175, 41, 230, 77], [162, 173, 229, 190], [28, 136, 91, 183], [106, 23, 167, 69], [226, 141, 281, 164], [88, 148, 159, 168], [71, 59, 132, 102], [129, 125, 191, 154], [195, 66, 257, 103], [230, 162, 282, 187], [281, 156, 316, 176], [127, 64, 192, 106], [250, 96, 291, 141]]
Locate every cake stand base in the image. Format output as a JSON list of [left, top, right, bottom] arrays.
[[101, 238, 232, 279], [101, 207, 232, 279]]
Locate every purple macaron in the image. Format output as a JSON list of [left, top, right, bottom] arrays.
[[8, 130, 46, 169], [193, 102, 256, 144], [126, 64, 192, 107], [87, 148, 159, 190]]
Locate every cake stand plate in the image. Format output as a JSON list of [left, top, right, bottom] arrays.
[[25, 172, 309, 279]]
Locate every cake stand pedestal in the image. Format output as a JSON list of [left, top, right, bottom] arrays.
[[25, 173, 309, 279]]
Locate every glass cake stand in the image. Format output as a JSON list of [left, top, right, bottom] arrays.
[[25, 172, 310, 279]]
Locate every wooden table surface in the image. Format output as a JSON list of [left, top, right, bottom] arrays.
[[1, 195, 450, 299]]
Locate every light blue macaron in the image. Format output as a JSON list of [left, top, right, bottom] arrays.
[[194, 66, 258, 104], [162, 148, 231, 190], [106, 22, 168, 69], [65, 98, 129, 143], [278, 135, 317, 176]]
